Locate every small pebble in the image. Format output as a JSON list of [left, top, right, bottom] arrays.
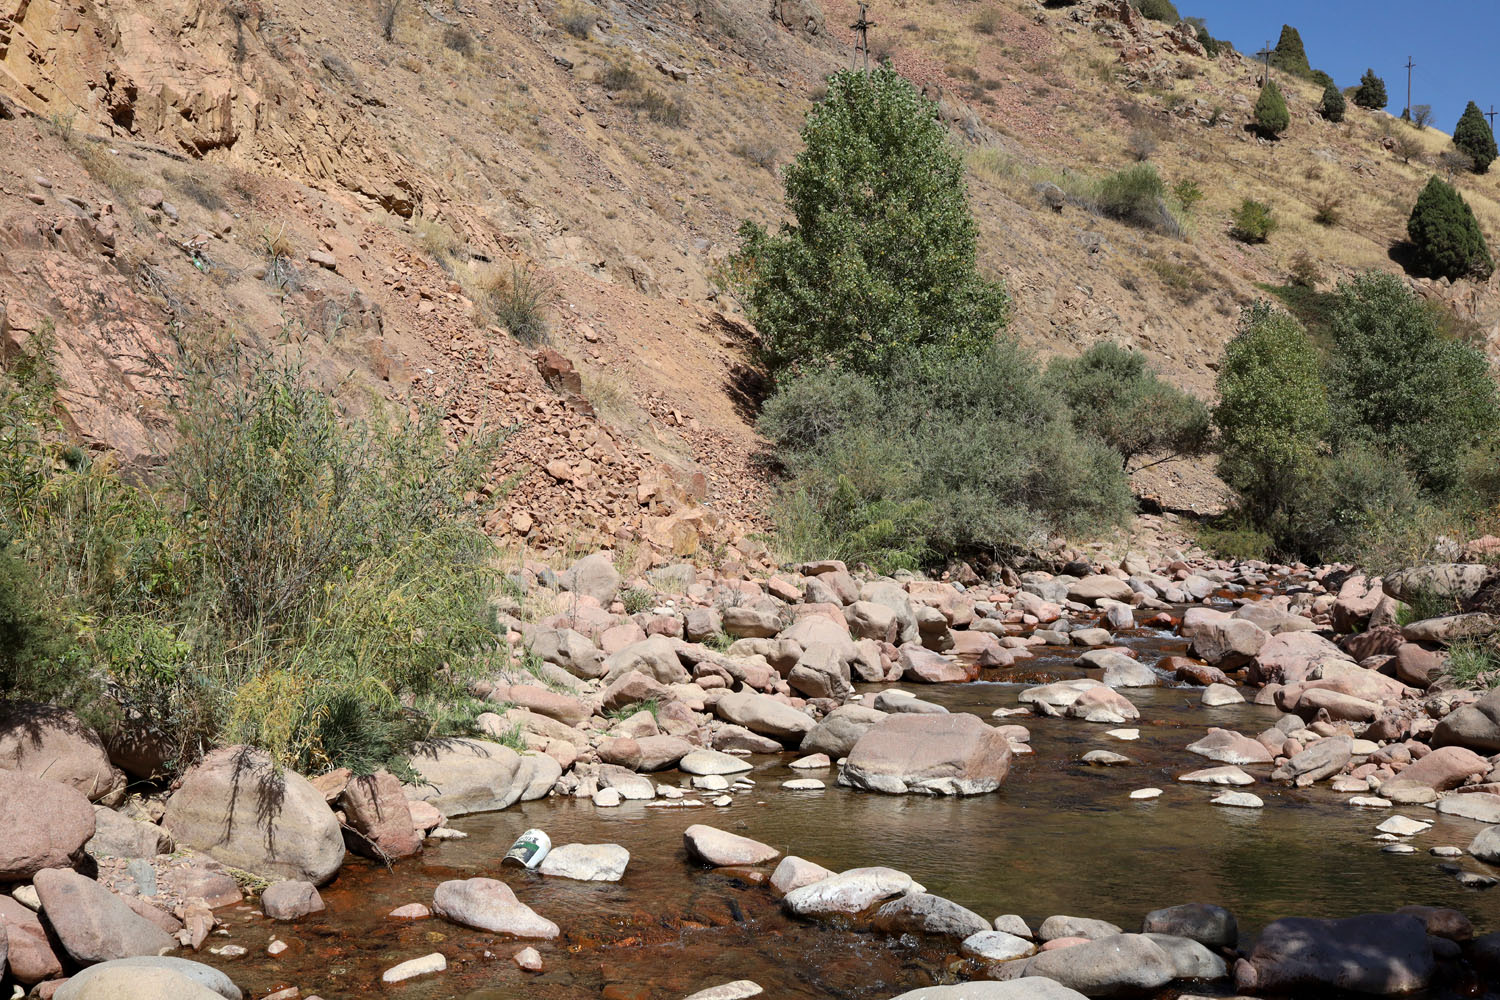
[[513, 946, 543, 972], [267, 940, 288, 956], [713, 795, 733, 806]]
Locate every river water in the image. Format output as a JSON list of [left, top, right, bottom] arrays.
[[197, 612, 1500, 999]]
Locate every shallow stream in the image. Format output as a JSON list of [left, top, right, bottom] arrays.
[[198, 610, 1500, 999]]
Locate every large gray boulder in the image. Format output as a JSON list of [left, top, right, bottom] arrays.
[[560, 552, 621, 605], [1188, 618, 1267, 669], [404, 739, 554, 817], [87, 805, 171, 860], [0, 703, 125, 803], [1385, 563, 1491, 604], [841, 713, 1011, 796], [871, 893, 991, 939], [34, 868, 175, 964], [163, 746, 344, 884], [1433, 688, 1500, 753], [432, 878, 559, 938], [1271, 735, 1352, 786], [602, 635, 689, 685], [54, 957, 241, 1000], [1140, 933, 1227, 980], [782, 866, 912, 918], [528, 628, 606, 679], [0, 894, 62, 983], [1235, 913, 1434, 994], [1141, 902, 1236, 949], [683, 825, 779, 866], [713, 690, 814, 745], [800, 705, 887, 758], [1022, 934, 1176, 997], [0, 771, 96, 881]]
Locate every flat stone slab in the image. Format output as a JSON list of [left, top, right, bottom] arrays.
[[1179, 766, 1254, 786], [1376, 815, 1432, 837], [1211, 792, 1264, 808], [1129, 788, 1162, 800], [679, 750, 754, 776]]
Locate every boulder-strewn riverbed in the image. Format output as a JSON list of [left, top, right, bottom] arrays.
[[9, 554, 1500, 998]]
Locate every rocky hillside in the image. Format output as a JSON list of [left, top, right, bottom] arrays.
[[3, 0, 1498, 555]]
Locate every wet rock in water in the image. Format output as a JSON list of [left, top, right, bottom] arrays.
[[1129, 788, 1161, 800], [789, 753, 831, 770], [770, 855, 834, 895], [261, 881, 325, 920], [782, 866, 913, 918], [961, 929, 1037, 961], [782, 778, 825, 790], [875, 690, 948, 714], [1069, 628, 1112, 647], [1065, 685, 1140, 724], [1141, 902, 1237, 949], [692, 774, 729, 792], [871, 892, 991, 939], [1019, 679, 1103, 711], [1211, 791, 1264, 808], [1022, 933, 1176, 995], [681, 981, 764, 1000], [340, 771, 422, 862], [0, 895, 63, 984], [995, 914, 1033, 938], [164, 746, 344, 884], [1178, 766, 1253, 786], [0, 770, 96, 881], [683, 824, 779, 866], [899, 643, 977, 683], [1186, 728, 1272, 766], [1140, 932, 1227, 979], [382, 952, 447, 983], [1437, 794, 1500, 823], [1188, 618, 1267, 669], [1386, 745, 1489, 792], [592, 787, 623, 807], [1350, 795, 1393, 809], [34, 868, 175, 964], [714, 726, 784, 755], [1096, 656, 1157, 689], [839, 713, 1011, 796], [1105, 729, 1139, 741], [713, 691, 814, 745], [679, 749, 753, 775], [1395, 904, 1472, 941], [54, 957, 241, 999], [432, 878, 559, 938], [1271, 735, 1352, 786], [514, 945, 544, 971], [1039, 915, 1123, 941], [888, 981, 1089, 1000], [1081, 750, 1131, 766], [538, 843, 629, 881], [1200, 683, 1244, 707], [802, 706, 887, 760], [1235, 913, 1434, 994], [1375, 815, 1431, 837], [1469, 825, 1500, 863], [388, 903, 430, 919], [0, 703, 126, 803], [598, 765, 655, 800], [1068, 575, 1134, 605]]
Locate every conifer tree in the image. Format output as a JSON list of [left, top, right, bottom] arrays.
[[1407, 175, 1494, 281], [1271, 25, 1310, 77], [1319, 81, 1345, 123], [1254, 80, 1289, 137], [1454, 101, 1498, 174], [1352, 69, 1387, 110]]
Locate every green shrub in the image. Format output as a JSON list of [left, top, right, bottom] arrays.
[[1043, 342, 1212, 471], [1319, 81, 1346, 122], [1254, 81, 1289, 137], [1454, 101, 1498, 174], [1231, 199, 1277, 243], [1407, 175, 1495, 281], [0, 349, 503, 776], [1213, 303, 1329, 543], [1447, 640, 1500, 688], [1133, 0, 1179, 23], [1196, 519, 1273, 562], [620, 587, 654, 615], [487, 263, 555, 345], [1309, 69, 1335, 91], [600, 62, 639, 91], [728, 65, 1008, 379], [1353, 69, 1387, 110], [0, 547, 96, 710], [442, 26, 475, 57], [1096, 163, 1179, 234], [1270, 25, 1310, 77], [761, 346, 1132, 569], [1172, 178, 1204, 213], [1327, 272, 1500, 494]]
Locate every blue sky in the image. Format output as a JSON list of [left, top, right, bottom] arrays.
[[1189, 1, 1498, 131]]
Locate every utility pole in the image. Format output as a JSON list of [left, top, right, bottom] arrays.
[[850, 3, 876, 72], [1405, 56, 1415, 119], [1263, 40, 1272, 82], [1487, 105, 1498, 131]]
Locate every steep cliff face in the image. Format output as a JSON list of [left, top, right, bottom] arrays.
[[1, 0, 1497, 546]]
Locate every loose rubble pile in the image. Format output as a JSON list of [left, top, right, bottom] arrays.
[[5, 548, 1500, 997]]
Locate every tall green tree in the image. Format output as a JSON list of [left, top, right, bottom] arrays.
[[1044, 343, 1212, 471], [1352, 69, 1387, 110], [1254, 80, 1290, 137], [1327, 272, 1500, 493], [730, 65, 1008, 379], [1319, 81, 1346, 122], [1213, 303, 1329, 533], [1454, 101, 1498, 174], [1407, 175, 1495, 282], [1271, 25, 1310, 77]]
